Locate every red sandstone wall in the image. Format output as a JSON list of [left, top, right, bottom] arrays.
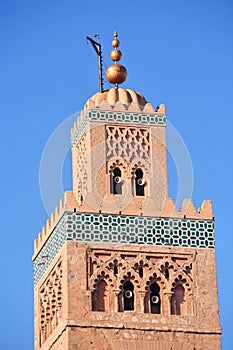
[[35, 241, 221, 350]]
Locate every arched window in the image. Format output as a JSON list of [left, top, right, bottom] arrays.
[[135, 168, 145, 196], [150, 282, 161, 314], [123, 281, 134, 311], [171, 284, 184, 315], [92, 279, 107, 312], [111, 167, 122, 195]]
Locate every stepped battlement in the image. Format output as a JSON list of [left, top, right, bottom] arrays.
[[33, 193, 213, 259]]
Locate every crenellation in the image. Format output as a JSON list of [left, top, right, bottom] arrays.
[[33, 195, 214, 261], [51, 211, 56, 223], [180, 198, 197, 217], [157, 103, 165, 114], [46, 218, 51, 230], [38, 232, 43, 243], [71, 109, 85, 139], [33, 191, 78, 260], [198, 199, 213, 219], [41, 226, 46, 237], [160, 197, 213, 220]]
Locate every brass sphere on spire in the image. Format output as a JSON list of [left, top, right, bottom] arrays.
[[106, 64, 127, 85], [106, 31, 127, 86], [110, 49, 122, 61], [112, 39, 120, 48], [112, 30, 120, 49]]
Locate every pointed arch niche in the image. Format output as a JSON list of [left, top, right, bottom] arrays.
[[108, 158, 129, 196], [111, 167, 122, 195], [130, 161, 150, 197], [134, 168, 145, 196], [144, 276, 162, 314], [123, 280, 134, 311], [171, 284, 184, 315], [118, 279, 136, 312], [170, 274, 193, 316], [92, 279, 108, 312]]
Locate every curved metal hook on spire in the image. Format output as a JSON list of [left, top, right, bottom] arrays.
[[87, 35, 104, 93]]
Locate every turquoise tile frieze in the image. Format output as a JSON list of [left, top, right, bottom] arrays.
[[71, 110, 166, 146], [34, 216, 66, 286], [65, 212, 214, 248], [34, 212, 215, 286]]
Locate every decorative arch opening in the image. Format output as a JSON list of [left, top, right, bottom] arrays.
[[109, 259, 119, 275], [170, 284, 185, 315], [149, 282, 161, 314], [161, 261, 172, 280], [135, 168, 145, 196], [111, 167, 122, 195], [92, 279, 107, 312], [123, 281, 134, 311], [144, 275, 162, 314]]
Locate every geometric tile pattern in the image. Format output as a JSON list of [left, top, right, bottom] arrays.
[[34, 212, 215, 286], [71, 110, 166, 146], [34, 216, 66, 286]]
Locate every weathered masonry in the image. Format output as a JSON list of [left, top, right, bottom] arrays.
[[33, 31, 221, 350]]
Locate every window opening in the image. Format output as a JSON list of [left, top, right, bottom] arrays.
[[171, 284, 184, 315], [92, 279, 107, 312], [112, 167, 122, 195], [150, 282, 161, 314], [135, 168, 145, 196], [123, 281, 134, 311]]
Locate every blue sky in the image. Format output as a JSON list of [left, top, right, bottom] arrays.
[[0, 0, 232, 349]]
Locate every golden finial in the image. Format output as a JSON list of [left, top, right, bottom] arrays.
[[106, 31, 127, 87], [112, 30, 120, 49]]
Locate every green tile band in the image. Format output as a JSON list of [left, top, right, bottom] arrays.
[[71, 110, 166, 147], [34, 212, 214, 286]]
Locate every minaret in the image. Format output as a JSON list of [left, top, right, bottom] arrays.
[[33, 31, 221, 350]]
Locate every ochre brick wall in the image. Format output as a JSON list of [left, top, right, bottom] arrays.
[[67, 327, 221, 350], [35, 241, 221, 350]]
